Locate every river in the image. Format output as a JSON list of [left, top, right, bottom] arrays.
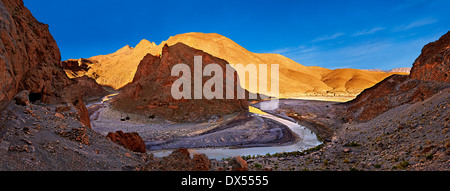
[[150, 106, 322, 160]]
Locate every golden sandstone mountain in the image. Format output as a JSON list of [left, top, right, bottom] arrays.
[[61, 32, 401, 98]]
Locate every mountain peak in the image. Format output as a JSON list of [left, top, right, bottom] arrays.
[[135, 39, 156, 50], [115, 45, 133, 54]]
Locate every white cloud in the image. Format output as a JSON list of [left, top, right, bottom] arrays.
[[267, 32, 443, 70], [352, 27, 385, 36], [312, 32, 345, 42], [267, 45, 318, 55], [391, 0, 426, 12], [394, 18, 438, 31]]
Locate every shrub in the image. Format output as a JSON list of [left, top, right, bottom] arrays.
[[344, 142, 361, 147], [254, 163, 263, 168], [396, 161, 410, 170]]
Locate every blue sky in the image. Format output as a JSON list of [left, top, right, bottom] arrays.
[[24, 0, 449, 70]]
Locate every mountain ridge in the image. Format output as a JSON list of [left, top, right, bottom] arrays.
[[61, 32, 403, 97]]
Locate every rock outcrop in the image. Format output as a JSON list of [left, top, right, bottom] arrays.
[[61, 40, 159, 89], [111, 43, 249, 122], [0, 0, 104, 128], [107, 130, 146, 153], [344, 75, 447, 122], [60, 58, 94, 76], [0, 0, 71, 108], [344, 32, 450, 122], [72, 76, 108, 102], [410, 31, 450, 83]]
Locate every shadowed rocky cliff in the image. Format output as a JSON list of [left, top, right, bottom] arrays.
[[344, 32, 450, 122], [112, 43, 249, 122]]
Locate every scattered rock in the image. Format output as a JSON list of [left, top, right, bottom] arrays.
[[55, 106, 71, 112], [59, 127, 90, 145], [21, 139, 32, 145]]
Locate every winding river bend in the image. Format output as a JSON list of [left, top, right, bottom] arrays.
[[150, 107, 322, 159], [88, 94, 322, 160]]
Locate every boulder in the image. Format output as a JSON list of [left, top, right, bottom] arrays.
[[73, 99, 91, 128], [13, 90, 30, 106], [229, 156, 249, 171], [107, 130, 146, 153], [193, 153, 211, 171]]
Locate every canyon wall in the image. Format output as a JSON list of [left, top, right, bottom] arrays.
[[344, 32, 450, 122], [0, 0, 98, 127]]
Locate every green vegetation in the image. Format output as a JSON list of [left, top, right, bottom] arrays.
[[350, 167, 363, 171], [392, 161, 410, 170], [344, 142, 361, 147], [254, 163, 263, 168], [240, 144, 324, 160]]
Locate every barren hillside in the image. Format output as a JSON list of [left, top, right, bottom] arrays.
[[62, 33, 400, 98]]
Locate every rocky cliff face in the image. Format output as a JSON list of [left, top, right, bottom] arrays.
[[410, 32, 450, 83], [112, 43, 249, 122], [1, 0, 68, 107], [344, 75, 447, 122], [0, 0, 95, 127], [72, 76, 108, 102], [344, 32, 450, 122], [60, 40, 159, 89]]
